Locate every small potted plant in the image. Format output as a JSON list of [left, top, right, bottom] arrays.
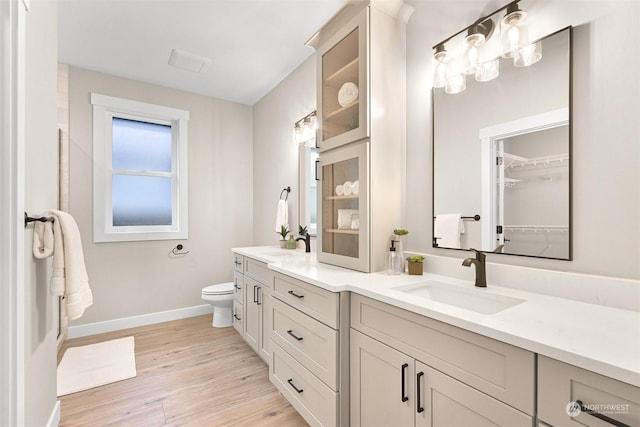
[[406, 255, 424, 276], [276, 225, 289, 248]]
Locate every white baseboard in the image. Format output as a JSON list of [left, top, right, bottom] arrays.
[[46, 401, 61, 427], [67, 305, 214, 339]]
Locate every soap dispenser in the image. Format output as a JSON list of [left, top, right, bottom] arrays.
[[386, 240, 402, 275]]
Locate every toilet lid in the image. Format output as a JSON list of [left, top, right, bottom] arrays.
[[202, 282, 234, 295]]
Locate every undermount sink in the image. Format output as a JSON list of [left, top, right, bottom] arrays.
[[393, 280, 525, 315]]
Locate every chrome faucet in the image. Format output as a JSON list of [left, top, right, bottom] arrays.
[[462, 248, 487, 288], [296, 233, 311, 253]]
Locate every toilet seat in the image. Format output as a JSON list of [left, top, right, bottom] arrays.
[[202, 282, 234, 296]]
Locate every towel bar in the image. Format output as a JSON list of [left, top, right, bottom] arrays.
[[24, 212, 54, 228]]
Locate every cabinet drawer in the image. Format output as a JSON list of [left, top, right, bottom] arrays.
[[273, 272, 339, 328], [271, 297, 339, 390], [232, 300, 243, 335], [538, 355, 640, 427], [233, 253, 243, 273], [270, 342, 338, 427], [351, 294, 535, 414], [233, 271, 244, 303], [244, 258, 271, 286]]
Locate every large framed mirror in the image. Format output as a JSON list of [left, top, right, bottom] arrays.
[[298, 137, 319, 236], [433, 27, 571, 259]]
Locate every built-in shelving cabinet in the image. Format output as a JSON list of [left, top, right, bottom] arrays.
[[309, 0, 411, 273], [317, 9, 368, 151], [318, 141, 369, 272]]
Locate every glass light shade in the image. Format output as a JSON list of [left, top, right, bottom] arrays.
[[475, 58, 500, 82], [514, 41, 542, 67], [433, 61, 447, 88], [432, 47, 448, 88], [293, 123, 303, 144], [445, 73, 466, 94], [463, 32, 486, 75], [501, 9, 528, 58]]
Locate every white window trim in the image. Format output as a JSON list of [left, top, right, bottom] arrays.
[[91, 93, 189, 242]]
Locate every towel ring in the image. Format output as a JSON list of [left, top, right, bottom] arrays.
[[280, 186, 291, 201]]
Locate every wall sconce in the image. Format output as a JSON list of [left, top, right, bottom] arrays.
[[293, 111, 317, 144], [432, 0, 541, 94]]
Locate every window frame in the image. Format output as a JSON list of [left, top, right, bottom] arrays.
[[91, 93, 189, 242]]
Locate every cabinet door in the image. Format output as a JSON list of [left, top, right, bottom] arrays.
[[416, 361, 532, 427], [350, 329, 414, 427], [317, 141, 369, 272], [243, 277, 260, 352], [317, 8, 368, 151], [258, 285, 271, 362]]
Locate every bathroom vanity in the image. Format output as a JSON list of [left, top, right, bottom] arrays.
[[232, 246, 639, 427]]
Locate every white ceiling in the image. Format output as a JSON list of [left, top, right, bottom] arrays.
[[58, 0, 347, 105]]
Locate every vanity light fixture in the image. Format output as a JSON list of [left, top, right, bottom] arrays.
[[432, 0, 540, 94], [293, 111, 318, 144]]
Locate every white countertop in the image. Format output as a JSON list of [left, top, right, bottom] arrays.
[[232, 246, 640, 387]]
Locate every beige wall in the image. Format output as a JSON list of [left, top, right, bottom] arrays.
[[67, 67, 254, 325], [24, 0, 60, 425], [253, 55, 317, 245], [404, 0, 640, 279]]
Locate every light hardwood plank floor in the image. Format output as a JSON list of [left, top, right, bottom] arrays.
[[58, 315, 309, 427]]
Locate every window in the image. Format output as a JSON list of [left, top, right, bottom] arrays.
[[91, 94, 189, 242]]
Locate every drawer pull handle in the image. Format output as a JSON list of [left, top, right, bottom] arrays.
[[233, 314, 241, 321], [286, 330, 304, 341], [401, 363, 409, 403], [287, 378, 303, 394], [576, 400, 630, 427], [287, 290, 304, 299], [234, 260, 241, 266], [416, 372, 424, 413]]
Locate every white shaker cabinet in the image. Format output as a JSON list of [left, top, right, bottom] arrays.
[[350, 294, 535, 427], [538, 355, 639, 427], [237, 255, 272, 364]]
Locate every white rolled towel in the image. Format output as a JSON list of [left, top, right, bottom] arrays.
[[338, 82, 359, 107]]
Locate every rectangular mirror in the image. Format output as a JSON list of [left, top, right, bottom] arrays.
[[433, 27, 571, 259], [298, 139, 319, 236]]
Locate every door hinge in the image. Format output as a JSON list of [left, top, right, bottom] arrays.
[[496, 156, 503, 166], [497, 225, 503, 234]]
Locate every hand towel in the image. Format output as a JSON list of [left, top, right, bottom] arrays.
[[32, 219, 54, 259], [434, 214, 465, 248], [338, 82, 359, 107], [275, 199, 289, 233], [48, 210, 93, 320]]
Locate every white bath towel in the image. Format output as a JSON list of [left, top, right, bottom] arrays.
[[275, 199, 289, 233], [48, 210, 93, 320], [337, 209, 358, 230], [434, 214, 465, 249]]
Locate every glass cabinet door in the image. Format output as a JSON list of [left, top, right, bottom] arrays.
[[318, 9, 368, 151], [318, 141, 369, 272]]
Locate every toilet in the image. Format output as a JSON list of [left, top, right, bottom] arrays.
[[201, 282, 235, 328]]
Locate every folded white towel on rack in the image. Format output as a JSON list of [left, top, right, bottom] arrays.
[[434, 214, 465, 249], [48, 210, 93, 320], [275, 199, 289, 233]]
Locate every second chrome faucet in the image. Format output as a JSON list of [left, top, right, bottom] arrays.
[[462, 248, 487, 288]]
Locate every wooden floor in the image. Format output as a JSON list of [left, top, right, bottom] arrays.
[[58, 315, 308, 427]]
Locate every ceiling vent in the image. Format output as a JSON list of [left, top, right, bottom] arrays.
[[168, 49, 211, 73]]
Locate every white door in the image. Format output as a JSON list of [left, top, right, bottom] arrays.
[[0, 1, 27, 425]]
